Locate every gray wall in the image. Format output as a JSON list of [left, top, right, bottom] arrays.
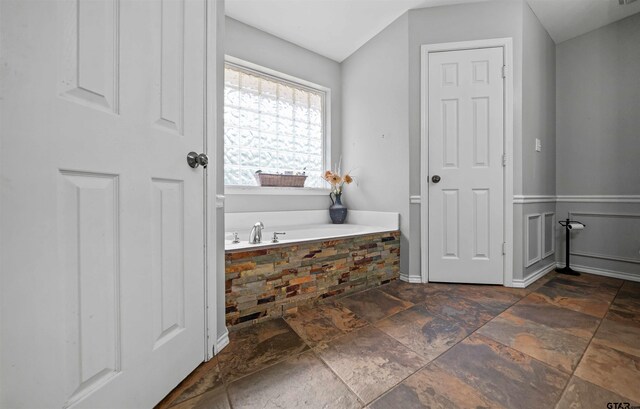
[[516, 4, 557, 281], [341, 14, 411, 274], [556, 13, 640, 195], [555, 13, 640, 280], [224, 17, 342, 212], [522, 3, 556, 197]]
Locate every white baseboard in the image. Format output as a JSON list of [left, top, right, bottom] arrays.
[[213, 329, 229, 355], [555, 262, 640, 282], [511, 262, 556, 288], [399, 272, 423, 284]]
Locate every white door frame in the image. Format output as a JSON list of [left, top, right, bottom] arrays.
[[205, 0, 228, 359], [420, 38, 514, 286]]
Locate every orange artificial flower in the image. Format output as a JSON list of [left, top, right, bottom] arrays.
[[328, 174, 342, 185], [343, 174, 353, 184]]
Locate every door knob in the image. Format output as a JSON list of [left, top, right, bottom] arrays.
[[187, 152, 208, 169], [431, 175, 441, 183]]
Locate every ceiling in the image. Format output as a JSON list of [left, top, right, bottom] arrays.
[[225, 0, 640, 62], [528, 0, 640, 44]]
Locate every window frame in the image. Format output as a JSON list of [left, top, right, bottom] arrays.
[[223, 56, 331, 195]]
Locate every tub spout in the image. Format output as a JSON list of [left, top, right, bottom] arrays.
[[249, 222, 264, 244]]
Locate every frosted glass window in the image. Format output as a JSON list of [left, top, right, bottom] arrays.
[[224, 63, 326, 188]]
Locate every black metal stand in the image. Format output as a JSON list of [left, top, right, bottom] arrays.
[[556, 218, 584, 276]]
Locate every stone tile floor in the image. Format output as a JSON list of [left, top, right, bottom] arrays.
[[156, 272, 640, 409]]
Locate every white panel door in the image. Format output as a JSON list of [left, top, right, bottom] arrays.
[[428, 47, 504, 284], [0, 0, 211, 407]]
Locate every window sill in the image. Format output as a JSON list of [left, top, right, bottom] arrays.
[[225, 185, 332, 196]]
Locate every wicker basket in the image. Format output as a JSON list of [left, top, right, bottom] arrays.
[[254, 172, 307, 187]]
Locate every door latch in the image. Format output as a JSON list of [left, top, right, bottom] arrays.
[[187, 152, 208, 169]]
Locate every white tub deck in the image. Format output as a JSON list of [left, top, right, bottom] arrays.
[[225, 210, 399, 251]]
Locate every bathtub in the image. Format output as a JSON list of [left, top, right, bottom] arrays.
[[224, 209, 401, 327], [225, 209, 399, 251]]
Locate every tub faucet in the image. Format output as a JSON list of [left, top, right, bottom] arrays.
[[249, 222, 264, 244]]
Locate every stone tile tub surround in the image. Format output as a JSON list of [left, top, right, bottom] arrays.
[[224, 209, 401, 327], [225, 228, 401, 327]]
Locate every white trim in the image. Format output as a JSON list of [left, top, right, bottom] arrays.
[[569, 211, 640, 219], [213, 329, 229, 355], [571, 251, 640, 265], [205, 0, 225, 361], [556, 262, 640, 283], [513, 195, 556, 204], [225, 55, 329, 94], [225, 186, 331, 196], [513, 195, 640, 204], [399, 272, 423, 283], [409, 195, 421, 204], [524, 213, 542, 267], [511, 262, 555, 288], [542, 212, 555, 258], [420, 38, 514, 286], [557, 195, 640, 203]]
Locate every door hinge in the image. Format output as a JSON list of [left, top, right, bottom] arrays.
[[502, 65, 507, 79], [502, 242, 507, 255], [502, 154, 507, 167]]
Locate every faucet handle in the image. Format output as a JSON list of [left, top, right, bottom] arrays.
[[272, 232, 286, 243], [232, 232, 240, 244]]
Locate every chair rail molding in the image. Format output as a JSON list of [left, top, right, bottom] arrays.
[[513, 195, 556, 204], [569, 211, 640, 219], [514, 195, 640, 204], [409, 195, 421, 204], [557, 195, 640, 203]]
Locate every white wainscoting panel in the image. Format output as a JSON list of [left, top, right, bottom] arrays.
[[543, 212, 555, 258], [568, 211, 640, 266], [525, 213, 542, 267]]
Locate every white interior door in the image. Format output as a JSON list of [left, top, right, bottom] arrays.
[[1, 0, 210, 407], [427, 47, 504, 284]]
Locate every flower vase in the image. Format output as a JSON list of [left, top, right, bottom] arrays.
[[329, 192, 348, 224]]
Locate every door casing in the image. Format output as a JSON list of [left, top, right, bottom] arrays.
[[420, 38, 514, 286], [206, 0, 229, 358]]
